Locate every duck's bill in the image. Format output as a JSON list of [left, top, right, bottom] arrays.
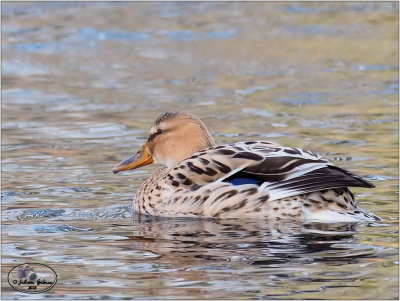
[[112, 144, 154, 174]]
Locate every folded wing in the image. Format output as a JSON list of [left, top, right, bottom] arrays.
[[167, 141, 374, 200]]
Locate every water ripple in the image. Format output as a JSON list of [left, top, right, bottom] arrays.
[[9, 205, 134, 222]]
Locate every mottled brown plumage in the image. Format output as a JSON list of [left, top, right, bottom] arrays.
[[113, 112, 381, 222]]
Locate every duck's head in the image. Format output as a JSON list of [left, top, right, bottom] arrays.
[[112, 112, 216, 173]]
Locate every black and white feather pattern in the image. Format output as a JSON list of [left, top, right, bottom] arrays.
[[170, 141, 374, 202]]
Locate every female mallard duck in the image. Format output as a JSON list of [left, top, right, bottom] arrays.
[[113, 112, 381, 222]]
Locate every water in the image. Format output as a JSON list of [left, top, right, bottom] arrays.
[[2, 2, 398, 299]]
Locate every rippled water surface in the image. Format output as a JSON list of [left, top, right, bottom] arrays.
[[2, 2, 398, 300]]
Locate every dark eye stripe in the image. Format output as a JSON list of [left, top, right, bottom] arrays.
[[147, 128, 166, 143]]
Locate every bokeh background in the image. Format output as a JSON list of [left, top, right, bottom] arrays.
[[2, 2, 398, 300]]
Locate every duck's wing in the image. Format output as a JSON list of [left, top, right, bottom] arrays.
[[257, 165, 374, 201], [166, 141, 374, 201]]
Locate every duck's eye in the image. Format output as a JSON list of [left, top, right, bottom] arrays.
[[157, 129, 163, 134]]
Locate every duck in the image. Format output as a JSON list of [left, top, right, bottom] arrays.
[[112, 111, 381, 222]]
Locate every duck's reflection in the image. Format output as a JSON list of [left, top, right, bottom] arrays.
[[128, 213, 358, 265]]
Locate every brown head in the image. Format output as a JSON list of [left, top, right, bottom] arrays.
[[112, 112, 216, 173]]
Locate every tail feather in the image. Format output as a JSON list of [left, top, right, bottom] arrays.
[[305, 208, 382, 223]]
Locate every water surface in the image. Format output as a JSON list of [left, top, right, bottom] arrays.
[[2, 2, 398, 300]]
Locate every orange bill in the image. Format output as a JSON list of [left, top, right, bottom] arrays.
[[112, 144, 154, 174]]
